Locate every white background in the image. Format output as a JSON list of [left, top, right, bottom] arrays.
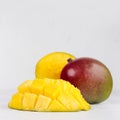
[[0, 0, 120, 120]]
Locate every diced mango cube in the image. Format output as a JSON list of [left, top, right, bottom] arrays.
[[30, 79, 45, 94], [35, 94, 51, 111], [44, 85, 60, 99], [48, 99, 67, 112], [18, 80, 33, 93], [22, 92, 37, 110], [57, 93, 81, 111], [8, 93, 23, 110]]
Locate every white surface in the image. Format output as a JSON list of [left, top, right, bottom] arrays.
[[0, 0, 120, 119], [0, 89, 120, 120]]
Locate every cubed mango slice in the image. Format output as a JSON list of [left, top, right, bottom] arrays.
[[8, 78, 91, 111]]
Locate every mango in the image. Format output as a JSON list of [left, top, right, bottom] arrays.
[[8, 78, 91, 112]]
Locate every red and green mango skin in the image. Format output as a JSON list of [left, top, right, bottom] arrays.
[[61, 57, 113, 104]]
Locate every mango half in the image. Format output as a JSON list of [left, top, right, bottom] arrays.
[[8, 78, 91, 112]]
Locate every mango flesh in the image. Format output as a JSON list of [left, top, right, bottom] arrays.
[[8, 78, 91, 112]]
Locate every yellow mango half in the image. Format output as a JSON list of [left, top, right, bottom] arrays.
[[8, 78, 91, 112]]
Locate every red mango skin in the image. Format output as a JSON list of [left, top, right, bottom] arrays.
[[60, 57, 113, 104]]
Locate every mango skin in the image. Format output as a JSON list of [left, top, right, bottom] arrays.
[[8, 78, 91, 112], [61, 57, 113, 104]]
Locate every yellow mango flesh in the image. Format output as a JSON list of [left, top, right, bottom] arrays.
[[8, 78, 91, 112]]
